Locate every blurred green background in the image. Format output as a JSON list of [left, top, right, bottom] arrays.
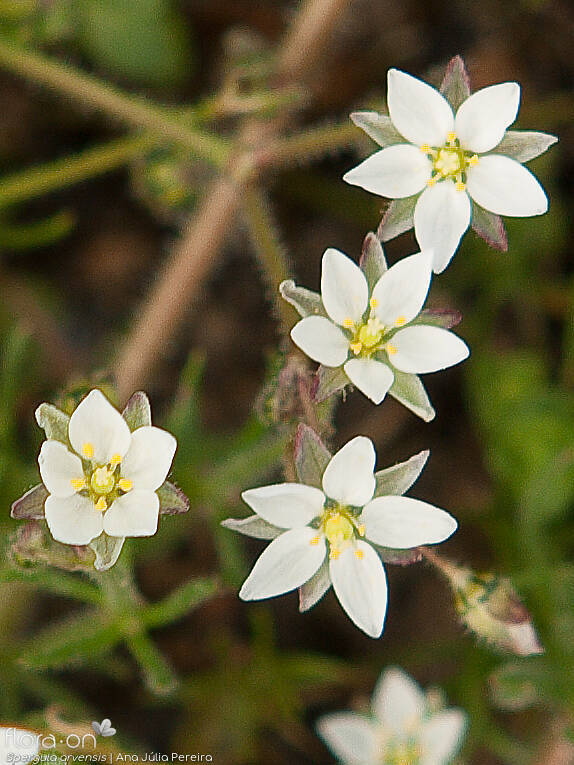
[[0, 0, 572, 763]]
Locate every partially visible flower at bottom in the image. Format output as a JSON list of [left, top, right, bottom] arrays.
[[316, 666, 467, 765], [0, 726, 40, 763], [222, 429, 458, 638]]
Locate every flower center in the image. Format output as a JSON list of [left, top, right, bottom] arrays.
[[382, 738, 422, 765], [91, 466, 116, 495], [420, 132, 478, 192], [344, 299, 402, 360], [318, 507, 365, 560]]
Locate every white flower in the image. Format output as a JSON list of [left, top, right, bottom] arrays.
[[223, 436, 457, 638], [0, 726, 40, 764], [344, 67, 556, 272], [288, 247, 468, 405], [37, 389, 177, 545], [316, 666, 467, 765]]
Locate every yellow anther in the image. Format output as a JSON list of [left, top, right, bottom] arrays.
[[455, 180, 466, 192], [82, 442, 94, 459], [350, 342, 362, 355], [357, 524, 365, 537], [70, 478, 86, 491], [95, 497, 107, 512], [354, 549, 364, 560], [426, 176, 437, 187], [395, 315, 406, 327], [309, 535, 320, 545], [386, 343, 397, 355], [109, 454, 122, 469], [447, 131, 456, 143], [469, 154, 479, 166], [118, 478, 133, 492], [342, 317, 355, 329], [420, 143, 431, 154], [369, 297, 378, 309], [329, 549, 340, 560]]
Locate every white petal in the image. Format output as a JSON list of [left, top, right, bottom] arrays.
[[322, 436, 376, 506], [343, 145, 431, 198], [466, 154, 548, 216], [68, 389, 131, 464], [413, 182, 471, 274], [455, 82, 520, 153], [120, 425, 176, 491], [241, 483, 325, 528], [38, 440, 84, 498], [316, 713, 379, 765], [329, 541, 387, 638], [420, 710, 467, 765], [45, 493, 103, 545], [372, 250, 432, 326], [0, 727, 40, 762], [390, 326, 469, 374], [321, 247, 369, 325], [103, 489, 159, 537], [239, 527, 326, 600], [372, 667, 426, 733], [387, 68, 454, 146], [344, 358, 394, 404], [290, 316, 349, 367], [361, 496, 458, 548]]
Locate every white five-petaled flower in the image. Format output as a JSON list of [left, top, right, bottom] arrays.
[[0, 726, 40, 764], [317, 666, 467, 765], [38, 389, 177, 545], [227, 436, 457, 638], [344, 67, 555, 272], [289, 247, 468, 404]]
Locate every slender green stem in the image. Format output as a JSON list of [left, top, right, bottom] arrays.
[[0, 35, 231, 167], [241, 183, 296, 336], [260, 120, 361, 170]]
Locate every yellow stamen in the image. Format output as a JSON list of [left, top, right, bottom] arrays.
[[369, 297, 378, 309], [310, 535, 320, 545], [95, 497, 107, 512], [350, 342, 362, 355], [469, 154, 479, 166], [329, 549, 340, 560], [109, 454, 122, 469], [395, 315, 406, 327], [357, 524, 365, 536], [82, 442, 94, 459], [447, 131, 456, 143], [342, 317, 355, 329], [426, 175, 437, 187], [386, 343, 397, 355], [70, 478, 86, 491], [118, 478, 133, 492], [455, 180, 466, 192], [420, 143, 431, 154], [354, 549, 364, 560]]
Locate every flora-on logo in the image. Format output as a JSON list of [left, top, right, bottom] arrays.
[[92, 718, 116, 737]]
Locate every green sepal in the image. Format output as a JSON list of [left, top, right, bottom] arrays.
[[359, 231, 387, 291], [279, 279, 326, 319], [35, 402, 70, 443], [89, 533, 125, 572], [313, 365, 348, 403], [440, 54, 471, 111], [10, 521, 95, 572], [294, 424, 331, 488], [157, 480, 190, 515], [122, 390, 151, 431], [221, 516, 282, 540], [491, 130, 558, 164], [374, 449, 429, 498], [378, 196, 417, 242], [11, 483, 47, 520], [388, 370, 435, 422], [373, 544, 423, 566], [349, 111, 403, 147], [471, 201, 508, 251], [298, 559, 330, 612], [414, 308, 462, 329]]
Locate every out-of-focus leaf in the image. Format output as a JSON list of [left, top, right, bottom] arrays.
[[490, 659, 549, 710]]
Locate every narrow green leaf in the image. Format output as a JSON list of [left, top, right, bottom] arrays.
[[294, 424, 331, 488], [125, 631, 178, 696], [144, 576, 219, 629]]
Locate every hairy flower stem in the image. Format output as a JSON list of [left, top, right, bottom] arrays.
[[113, 0, 352, 401], [0, 35, 231, 168]]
